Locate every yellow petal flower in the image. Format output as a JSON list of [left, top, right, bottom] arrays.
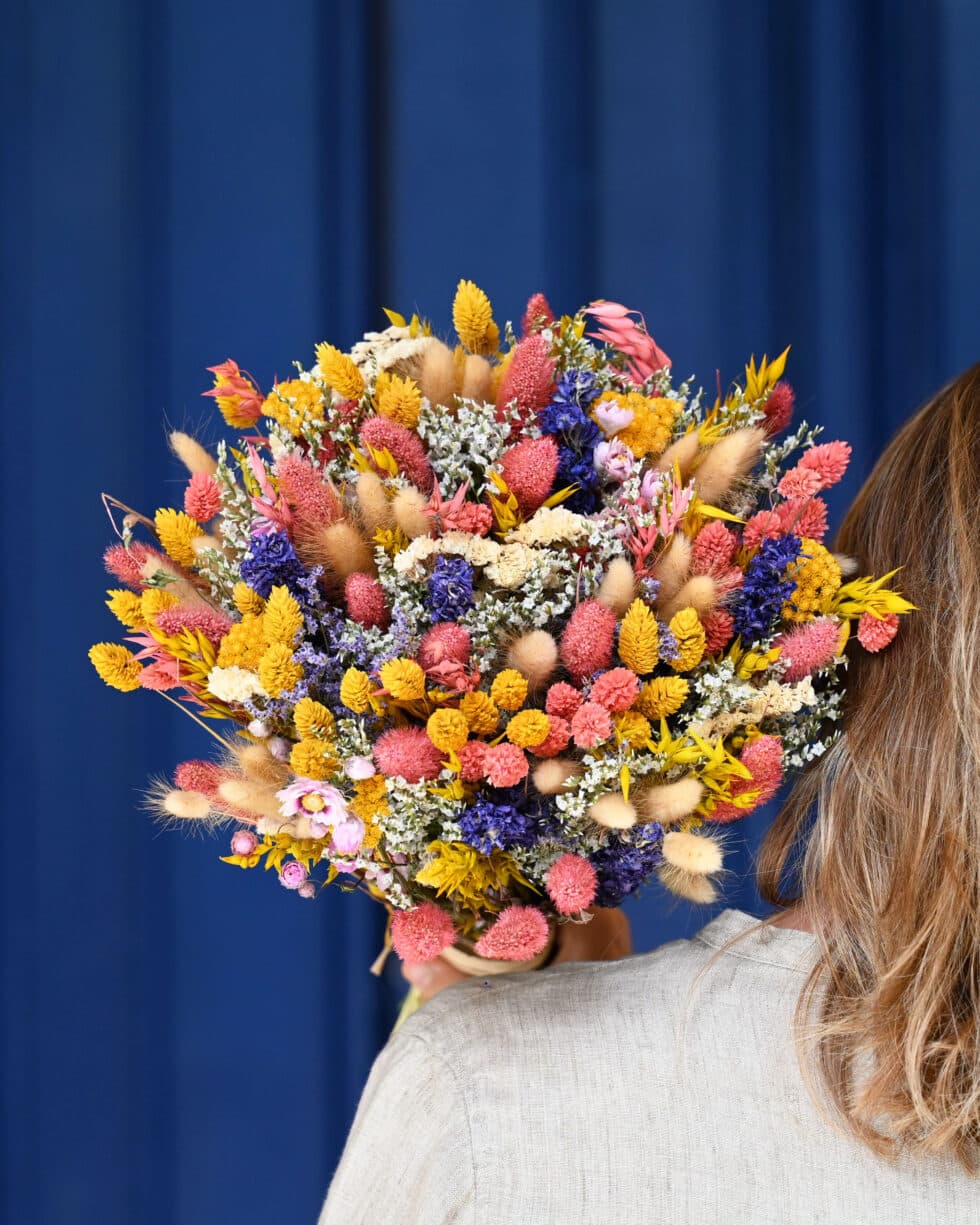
[[668, 608, 706, 672], [257, 643, 303, 698], [505, 709, 550, 749], [105, 589, 145, 629], [379, 658, 426, 701], [233, 582, 266, 616], [426, 709, 470, 752], [635, 676, 690, 720], [154, 507, 202, 568], [293, 697, 335, 741], [618, 598, 660, 675], [289, 739, 336, 781], [89, 642, 142, 692], [374, 371, 422, 429], [452, 279, 500, 356], [459, 691, 500, 735], [262, 585, 304, 646], [315, 342, 365, 401], [340, 667, 374, 713]]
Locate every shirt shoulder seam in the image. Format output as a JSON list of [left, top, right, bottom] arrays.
[[692, 933, 811, 974]]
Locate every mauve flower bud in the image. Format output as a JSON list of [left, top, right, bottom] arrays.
[[594, 439, 634, 483], [331, 817, 366, 856], [297, 880, 316, 900], [639, 468, 661, 503], [278, 861, 309, 890], [268, 737, 291, 761], [343, 755, 376, 780], [247, 719, 270, 738], [230, 830, 258, 856], [593, 399, 634, 435]]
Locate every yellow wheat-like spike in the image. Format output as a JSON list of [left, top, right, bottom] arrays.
[[618, 599, 660, 675], [635, 677, 690, 720], [262, 585, 304, 646], [315, 342, 365, 401], [293, 697, 336, 742], [668, 607, 707, 672], [452, 279, 500, 356], [374, 371, 422, 428]]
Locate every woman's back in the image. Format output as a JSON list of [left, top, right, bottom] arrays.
[[320, 910, 975, 1224]]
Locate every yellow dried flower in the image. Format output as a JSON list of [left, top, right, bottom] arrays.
[[154, 507, 202, 568], [635, 676, 690, 720], [618, 598, 660, 675], [379, 657, 426, 701], [668, 607, 706, 672], [290, 738, 336, 781], [505, 709, 551, 749], [783, 538, 842, 623], [293, 697, 335, 741], [374, 371, 422, 429], [598, 393, 678, 459], [233, 582, 266, 616], [262, 585, 304, 646], [416, 840, 525, 913], [217, 614, 267, 669], [452, 279, 500, 356], [140, 587, 181, 622], [106, 589, 145, 629], [614, 710, 652, 748], [459, 691, 500, 735], [262, 378, 326, 436], [89, 642, 143, 692], [348, 775, 390, 823], [340, 667, 374, 713], [315, 342, 365, 401], [490, 669, 528, 711], [426, 709, 470, 752], [257, 643, 303, 697]]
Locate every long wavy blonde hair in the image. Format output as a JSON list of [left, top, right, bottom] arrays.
[[757, 363, 980, 1171]]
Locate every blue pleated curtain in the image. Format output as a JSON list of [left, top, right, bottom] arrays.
[[2, 2, 978, 1222]]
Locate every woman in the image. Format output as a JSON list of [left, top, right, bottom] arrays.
[[319, 365, 980, 1223]]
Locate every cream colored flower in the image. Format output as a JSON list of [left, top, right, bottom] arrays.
[[687, 678, 817, 740], [206, 665, 269, 704], [509, 507, 591, 546], [486, 543, 538, 589]]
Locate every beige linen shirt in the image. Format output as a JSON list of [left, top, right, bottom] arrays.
[[319, 908, 977, 1223]]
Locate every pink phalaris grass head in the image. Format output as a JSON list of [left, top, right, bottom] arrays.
[[418, 622, 471, 670], [691, 521, 738, 576], [763, 381, 795, 434], [154, 605, 234, 648], [275, 453, 341, 528], [474, 905, 550, 961], [742, 510, 784, 551], [345, 572, 390, 629], [709, 735, 784, 824], [498, 435, 559, 516], [560, 599, 617, 681], [374, 727, 446, 783], [359, 417, 434, 493], [392, 901, 457, 965], [138, 659, 181, 690], [184, 472, 222, 522], [590, 667, 639, 713], [776, 496, 829, 542], [545, 682, 584, 720], [529, 714, 571, 758], [483, 742, 529, 788], [778, 466, 823, 499], [799, 440, 851, 488], [586, 300, 670, 381], [521, 292, 555, 336], [775, 617, 840, 682], [104, 541, 155, 589], [457, 740, 488, 781], [175, 759, 223, 796], [702, 609, 735, 654], [857, 611, 900, 652], [570, 701, 613, 749], [546, 853, 597, 914], [497, 333, 557, 423]]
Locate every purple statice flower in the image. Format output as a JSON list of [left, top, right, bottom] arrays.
[[553, 369, 602, 410], [729, 533, 802, 645], [556, 443, 602, 513], [657, 622, 678, 664], [240, 529, 308, 599], [640, 576, 661, 604], [591, 823, 665, 906], [427, 556, 474, 622], [457, 798, 536, 854]]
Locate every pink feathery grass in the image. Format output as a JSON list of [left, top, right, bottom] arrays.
[[483, 743, 529, 788], [857, 611, 900, 652], [360, 417, 433, 493], [709, 735, 784, 824], [275, 453, 341, 528], [546, 853, 597, 914], [776, 496, 829, 541], [154, 605, 234, 648], [374, 727, 446, 783], [570, 701, 613, 749], [586, 300, 671, 381], [391, 902, 457, 965], [138, 659, 180, 690], [104, 541, 154, 589], [496, 334, 556, 423], [798, 440, 851, 489], [545, 682, 584, 720], [742, 510, 784, 551], [560, 600, 617, 681], [763, 381, 795, 435], [175, 760, 223, 796], [474, 905, 550, 961], [418, 622, 471, 670], [184, 472, 222, 521], [775, 617, 840, 682], [521, 292, 555, 336], [702, 609, 735, 654], [457, 740, 488, 781], [498, 435, 559, 515], [529, 714, 571, 758], [345, 572, 390, 629], [590, 668, 639, 713], [691, 521, 738, 576]]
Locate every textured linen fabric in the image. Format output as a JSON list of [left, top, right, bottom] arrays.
[[318, 908, 977, 1223]]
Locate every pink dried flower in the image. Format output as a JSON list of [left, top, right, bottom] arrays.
[[374, 728, 446, 783], [560, 600, 617, 681], [798, 440, 851, 489], [709, 735, 784, 824], [449, 500, 493, 536], [778, 465, 824, 499], [498, 435, 559, 516], [457, 740, 488, 781], [184, 472, 222, 521], [330, 817, 366, 856], [154, 605, 234, 648], [529, 715, 571, 758], [776, 496, 829, 542], [593, 438, 634, 483], [392, 902, 457, 965], [571, 701, 613, 749], [345, 572, 390, 629], [742, 510, 783, 551], [359, 417, 433, 493], [275, 453, 340, 528], [230, 830, 258, 856], [474, 905, 550, 961], [496, 333, 557, 423], [418, 623, 471, 670], [590, 668, 640, 713], [545, 682, 584, 720], [203, 359, 264, 426], [586, 301, 671, 381], [104, 541, 154, 589], [702, 609, 735, 654], [775, 617, 841, 682], [763, 381, 795, 434], [521, 292, 555, 336], [691, 521, 738, 576], [138, 659, 180, 690], [175, 760, 223, 796], [483, 743, 529, 788], [593, 398, 634, 435], [546, 853, 598, 914], [279, 861, 309, 890], [857, 612, 900, 653]]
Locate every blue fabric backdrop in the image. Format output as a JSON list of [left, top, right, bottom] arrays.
[[3, 2, 978, 1222]]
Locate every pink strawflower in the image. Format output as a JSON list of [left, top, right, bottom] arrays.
[[775, 617, 841, 682], [546, 853, 598, 915], [483, 743, 529, 788], [571, 701, 613, 749], [857, 611, 900, 653], [778, 465, 824, 499], [763, 381, 795, 434], [275, 453, 340, 528], [279, 860, 309, 890], [345, 572, 389, 629], [586, 301, 670, 381], [498, 435, 559, 516], [742, 510, 784, 551], [104, 541, 154, 589], [457, 740, 488, 781], [529, 715, 571, 758], [474, 905, 550, 961], [777, 496, 829, 542], [359, 417, 434, 493], [392, 902, 457, 965], [449, 500, 493, 536], [418, 622, 471, 670], [374, 727, 446, 783], [175, 759, 223, 796], [709, 735, 784, 824], [560, 600, 617, 681], [798, 440, 851, 489], [330, 816, 366, 856], [138, 659, 180, 690], [521, 292, 555, 336], [593, 438, 634, 483], [545, 682, 584, 720], [590, 668, 639, 713], [154, 605, 234, 648], [230, 830, 258, 856], [496, 333, 557, 424], [702, 609, 735, 654], [276, 780, 348, 824], [691, 521, 738, 576], [184, 472, 222, 521]]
